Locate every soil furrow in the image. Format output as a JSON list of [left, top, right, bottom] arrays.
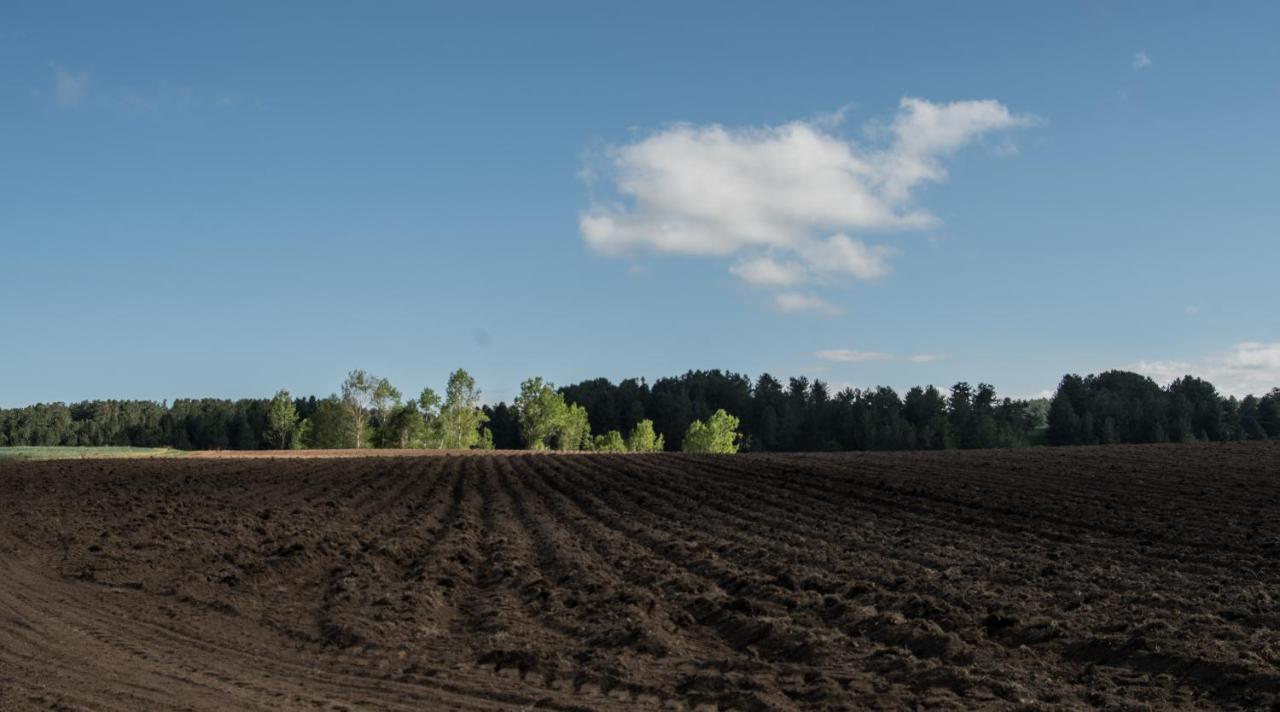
[[2, 442, 1277, 710]]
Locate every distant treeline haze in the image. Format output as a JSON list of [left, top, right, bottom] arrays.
[[1, 369, 1277, 453]]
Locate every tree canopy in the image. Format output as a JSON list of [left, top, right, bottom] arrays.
[[513, 378, 591, 450], [265, 389, 298, 450], [434, 369, 489, 449], [627, 419, 665, 453], [682, 409, 742, 453]]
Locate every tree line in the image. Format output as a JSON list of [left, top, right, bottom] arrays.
[[2, 368, 1276, 453], [1047, 371, 1280, 444]]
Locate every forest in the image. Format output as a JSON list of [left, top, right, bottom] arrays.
[[1, 369, 1276, 453]]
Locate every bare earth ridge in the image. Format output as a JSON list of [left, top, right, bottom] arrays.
[[1, 443, 1278, 710]]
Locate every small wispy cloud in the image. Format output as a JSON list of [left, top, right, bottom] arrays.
[[730, 256, 808, 287], [772, 292, 843, 317], [810, 101, 856, 129], [47, 64, 241, 114], [816, 350, 944, 364], [117, 89, 159, 112], [113, 83, 229, 113], [51, 63, 91, 108], [1132, 51, 1152, 71], [991, 137, 1020, 157], [816, 349, 892, 363]]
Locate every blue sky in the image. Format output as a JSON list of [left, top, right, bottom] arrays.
[[2, 1, 1278, 407]]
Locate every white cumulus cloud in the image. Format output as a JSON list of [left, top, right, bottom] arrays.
[[1132, 51, 1152, 70], [875, 97, 1031, 203], [1131, 341, 1280, 397], [581, 97, 1031, 313]]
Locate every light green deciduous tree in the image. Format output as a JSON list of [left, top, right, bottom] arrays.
[[434, 368, 489, 449], [682, 409, 741, 453], [514, 377, 595, 451], [515, 377, 563, 450], [592, 430, 628, 452], [340, 368, 378, 448], [265, 389, 298, 450], [558, 403, 592, 451], [627, 419, 665, 452], [370, 378, 402, 445]]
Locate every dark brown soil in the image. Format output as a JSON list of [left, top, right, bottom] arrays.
[[2, 443, 1278, 710]]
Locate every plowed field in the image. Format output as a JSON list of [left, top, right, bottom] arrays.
[[2, 443, 1278, 710]]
